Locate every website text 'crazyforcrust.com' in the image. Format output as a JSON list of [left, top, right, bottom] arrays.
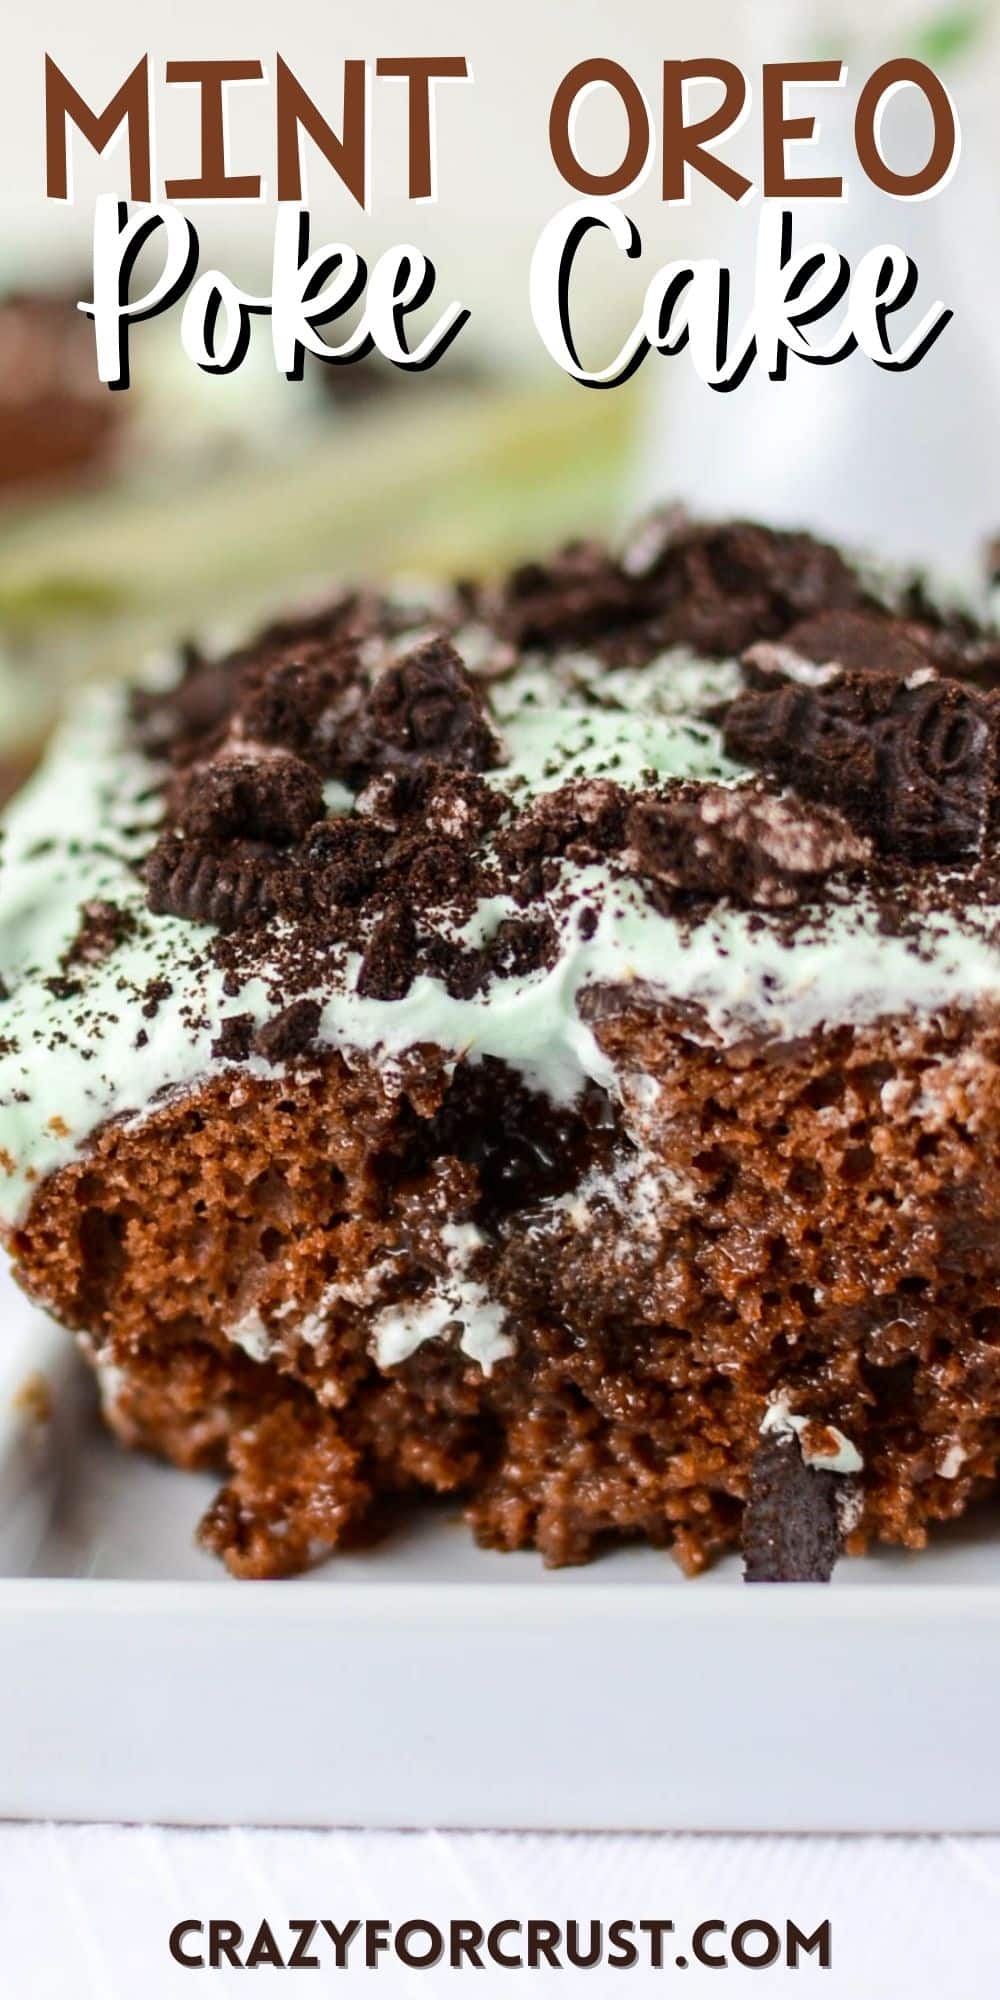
[[169, 1914, 832, 1973]]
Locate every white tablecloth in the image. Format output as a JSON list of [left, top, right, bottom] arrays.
[[1, 1827, 996, 1997]]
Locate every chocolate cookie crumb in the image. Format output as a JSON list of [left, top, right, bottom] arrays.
[[627, 783, 870, 912], [141, 975, 173, 1021], [343, 638, 502, 782], [212, 1013, 256, 1063], [356, 902, 420, 1001], [64, 899, 135, 971], [43, 974, 81, 1001], [255, 998, 322, 1065], [743, 1432, 844, 1583], [174, 752, 324, 846], [487, 915, 557, 981], [494, 540, 635, 648], [239, 659, 345, 755]]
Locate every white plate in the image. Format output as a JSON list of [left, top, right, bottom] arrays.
[[2, 1258, 1000, 1833]]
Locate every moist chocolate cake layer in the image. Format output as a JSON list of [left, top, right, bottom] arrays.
[[3, 514, 1000, 1578], [11, 1001, 1000, 1577]]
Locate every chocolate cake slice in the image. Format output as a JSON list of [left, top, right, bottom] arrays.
[[3, 513, 1000, 1580]]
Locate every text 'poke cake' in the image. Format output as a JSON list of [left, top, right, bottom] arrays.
[[2, 513, 1000, 1582]]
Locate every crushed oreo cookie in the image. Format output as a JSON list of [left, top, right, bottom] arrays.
[[356, 901, 420, 1002], [211, 1012, 256, 1063], [491, 540, 637, 649], [337, 638, 502, 783], [211, 999, 323, 1064], [173, 752, 325, 846], [498, 780, 629, 903], [725, 663, 998, 863], [255, 997, 322, 1064], [63, 899, 135, 972], [481, 517, 871, 663], [132, 595, 384, 769], [123, 513, 1000, 1034], [239, 658, 348, 755], [744, 609, 937, 687], [627, 783, 870, 912], [146, 836, 284, 933], [742, 1430, 845, 1583], [629, 518, 871, 658]]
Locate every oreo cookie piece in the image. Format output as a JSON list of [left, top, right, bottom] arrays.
[[742, 1431, 845, 1583], [356, 900, 421, 1001], [255, 997, 322, 1065], [626, 782, 869, 913], [493, 539, 636, 648], [724, 666, 998, 864], [145, 835, 283, 933], [341, 638, 502, 783], [174, 752, 325, 846]]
